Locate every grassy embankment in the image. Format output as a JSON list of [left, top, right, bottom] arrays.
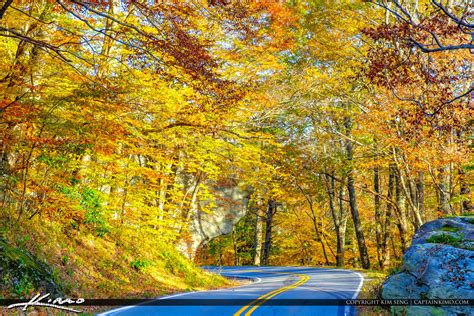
[[354, 269, 390, 316], [1, 217, 233, 314]]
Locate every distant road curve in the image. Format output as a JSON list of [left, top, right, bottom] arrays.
[[99, 266, 364, 316]]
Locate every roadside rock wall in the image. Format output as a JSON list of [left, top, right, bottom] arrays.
[[382, 216, 474, 315]]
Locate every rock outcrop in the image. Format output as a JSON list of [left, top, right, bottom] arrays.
[[382, 216, 474, 315], [180, 181, 250, 258]]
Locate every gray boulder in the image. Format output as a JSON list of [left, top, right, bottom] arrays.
[[412, 217, 474, 247], [382, 216, 474, 315]]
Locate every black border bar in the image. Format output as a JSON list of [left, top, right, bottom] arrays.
[[1, 299, 473, 306]]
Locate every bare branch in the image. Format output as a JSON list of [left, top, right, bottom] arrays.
[[431, 0, 474, 28], [0, 26, 72, 62], [409, 37, 474, 52], [0, 0, 13, 20], [371, 0, 474, 53]]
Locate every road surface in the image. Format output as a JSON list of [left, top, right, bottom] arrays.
[[99, 266, 364, 316]]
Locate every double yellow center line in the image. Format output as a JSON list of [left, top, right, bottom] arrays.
[[233, 272, 311, 316]]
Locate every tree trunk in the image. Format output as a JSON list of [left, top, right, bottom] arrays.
[[381, 166, 395, 269], [253, 208, 263, 266], [391, 150, 423, 231], [0, 0, 14, 20], [374, 167, 384, 269], [232, 226, 239, 266], [0, 144, 10, 209], [325, 173, 348, 267], [438, 166, 452, 215], [311, 215, 330, 265], [320, 175, 339, 266], [395, 167, 408, 253], [336, 182, 348, 267], [459, 168, 472, 214], [347, 173, 370, 269], [398, 168, 423, 230], [416, 172, 425, 217], [344, 117, 370, 269], [262, 200, 275, 265]]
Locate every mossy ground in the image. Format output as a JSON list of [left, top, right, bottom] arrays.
[[426, 232, 464, 247], [438, 225, 461, 233]]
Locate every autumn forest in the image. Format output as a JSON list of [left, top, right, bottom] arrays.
[[0, 0, 472, 302]]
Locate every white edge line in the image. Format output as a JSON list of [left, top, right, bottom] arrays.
[[98, 273, 261, 316], [350, 271, 364, 300], [344, 270, 364, 316]]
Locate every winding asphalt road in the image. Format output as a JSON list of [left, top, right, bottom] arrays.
[[99, 266, 364, 316]]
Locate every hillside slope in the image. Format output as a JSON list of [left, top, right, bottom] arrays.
[[1, 217, 231, 301]]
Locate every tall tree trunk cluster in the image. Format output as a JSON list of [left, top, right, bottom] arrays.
[[253, 199, 278, 266]]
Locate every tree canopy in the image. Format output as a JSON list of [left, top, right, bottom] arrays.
[[0, 0, 472, 298]]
